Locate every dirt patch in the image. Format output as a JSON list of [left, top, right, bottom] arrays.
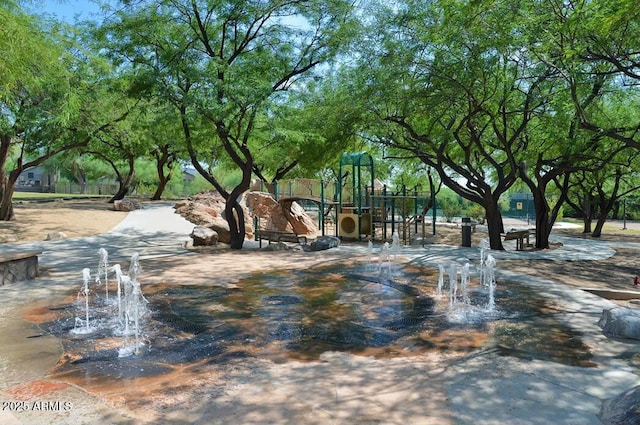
[[498, 247, 640, 292], [0, 198, 129, 243]]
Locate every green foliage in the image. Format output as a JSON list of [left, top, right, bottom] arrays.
[[440, 197, 462, 222], [498, 195, 511, 214], [437, 189, 462, 222], [464, 203, 486, 224]]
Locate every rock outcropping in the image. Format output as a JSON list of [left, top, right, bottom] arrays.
[[175, 190, 318, 245]]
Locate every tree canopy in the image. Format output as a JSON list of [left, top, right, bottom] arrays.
[[4, 0, 640, 248]]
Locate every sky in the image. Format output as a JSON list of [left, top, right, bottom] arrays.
[[36, 0, 105, 23]]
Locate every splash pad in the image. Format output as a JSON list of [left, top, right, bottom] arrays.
[[8, 240, 613, 424], [34, 244, 593, 390]]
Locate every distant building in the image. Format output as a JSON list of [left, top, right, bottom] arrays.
[[16, 166, 57, 192], [182, 167, 197, 183]]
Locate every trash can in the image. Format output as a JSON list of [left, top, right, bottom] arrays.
[[461, 217, 472, 247]]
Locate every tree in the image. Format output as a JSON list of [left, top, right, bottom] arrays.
[[251, 75, 368, 185], [48, 152, 114, 193], [0, 4, 128, 220], [84, 104, 148, 202], [356, 0, 550, 249], [131, 101, 184, 200], [566, 150, 640, 237], [515, 0, 640, 247], [559, 0, 640, 150], [98, 0, 358, 248]]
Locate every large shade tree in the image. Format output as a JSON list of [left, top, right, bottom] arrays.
[[251, 75, 368, 187], [517, 0, 640, 245], [571, 0, 640, 150], [0, 3, 130, 220], [565, 149, 640, 237], [355, 0, 553, 249], [97, 0, 358, 249]]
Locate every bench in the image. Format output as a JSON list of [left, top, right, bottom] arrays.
[[503, 230, 533, 251], [0, 251, 42, 285], [255, 230, 307, 248]]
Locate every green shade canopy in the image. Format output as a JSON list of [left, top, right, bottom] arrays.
[[339, 152, 374, 168]]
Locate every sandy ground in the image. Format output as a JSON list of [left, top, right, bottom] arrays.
[[1, 199, 129, 243]]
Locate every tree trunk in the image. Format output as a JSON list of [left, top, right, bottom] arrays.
[[592, 197, 616, 238], [109, 186, 129, 203], [581, 197, 594, 233], [0, 135, 15, 221], [225, 197, 246, 249], [224, 162, 253, 250], [0, 169, 21, 221], [582, 217, 592, 234], [591, 218, 605, 237], [611, 200, 620, 219], [108, 161, 136, 203], [484, 199, 505, 250], [151, 175, 170, 200], [151, 146, 175, 201], [0, 184, 15, 221], [532, 191, 551, 249]]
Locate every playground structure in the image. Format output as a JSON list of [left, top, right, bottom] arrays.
[[255, 152, 435, 245]]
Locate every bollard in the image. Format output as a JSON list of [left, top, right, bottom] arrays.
[[461, 217, 472, 247]]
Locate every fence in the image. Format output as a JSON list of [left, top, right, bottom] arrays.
[[253, 179, 339, 202], [52, 182, 119, 195]]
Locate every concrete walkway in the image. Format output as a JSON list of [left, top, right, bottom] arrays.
[[0, 205, 638, 425]]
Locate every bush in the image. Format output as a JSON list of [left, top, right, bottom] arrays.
[[441, 197, 462, 222], [464, 203, 485, 224]]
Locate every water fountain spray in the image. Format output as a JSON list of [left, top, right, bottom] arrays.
[[113, 264, 124, 324], [71, 268, 95, 334], [129, 252, 141, 283], [460, 262, 470, 306], [485, 254, 497, 312], [378, 242, 391, 276], [118, 253, 148, 357], [479, 238, 489, 286], [448, 263, 458, 309], [437, 264, 445, 298], [367, 240, 374, 271], [391, 232, 400, 260], [97, 248, 109, 301]]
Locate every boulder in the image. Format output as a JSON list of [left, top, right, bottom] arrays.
[[113, 199, 139, 212], [303, 236, 341, 252], [174, 191, 225, 225], [598, 307, 640, 340], [600, 385, 640, 425], [245, 191, 292, 232], [45, 231, 68, 241], [190, 226, 218, 246], [285, 201, 318, 235], [175, 190, 318, 242], [244, 191, 278, 217], [209, 216, 231, 244]]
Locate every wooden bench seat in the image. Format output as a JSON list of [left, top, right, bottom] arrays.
[[502, 230, 533, 251], [0, 250, 42, 285], [255, 230, 307, 248]]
